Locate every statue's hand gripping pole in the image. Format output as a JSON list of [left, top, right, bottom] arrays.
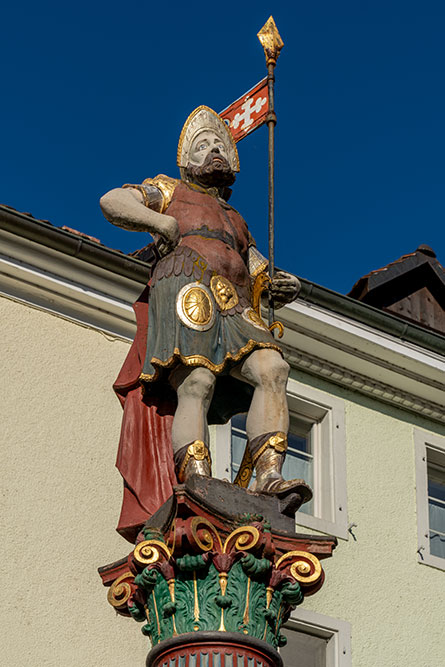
[[252, 272, 284, 339]]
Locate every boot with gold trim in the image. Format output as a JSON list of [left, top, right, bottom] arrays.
[[250, 432, 313, 501], [174, 440, 212, 482]]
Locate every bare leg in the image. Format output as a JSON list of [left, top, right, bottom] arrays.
[[230, 349, 290, 440], [169, 365, 216, 453], [230, 349, 311, 500]]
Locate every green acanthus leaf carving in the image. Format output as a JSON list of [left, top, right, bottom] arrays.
[[162, 601, 177, 618], [139, 594, 157, 641], [128, 602, 145, 623], [215, 594, 232, 609], [223, 561, 245, 634], [135, 567, 158, 591], [195, 564, 222, 631], [176, 554, 208, 571], [241, 553, 272, 576], [173, 570, 198, 634], [263, 586, 282, 646], [142, 527, 164, 541], [141, 623, 151, 637], [143, 576, 174, 645], [281, 581, 303, 606], [248, 578, 268, 638]]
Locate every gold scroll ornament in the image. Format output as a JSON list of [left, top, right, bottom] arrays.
[[275, 550, 322, 586], [107, 572, 134, 608]]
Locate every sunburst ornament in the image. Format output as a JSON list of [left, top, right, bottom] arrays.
[[184, 289, 211, 323], [257, 16, 284, 67], [176, 283, 215, 331]]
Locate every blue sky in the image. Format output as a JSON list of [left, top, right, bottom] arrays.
[[2, 1, 444, 294]]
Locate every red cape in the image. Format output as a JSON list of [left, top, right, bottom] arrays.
[[113, 284, 177, 543]]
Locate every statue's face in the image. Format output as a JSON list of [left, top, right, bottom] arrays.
[[185, 129, 235, 189], [189, 131, 228, 167]]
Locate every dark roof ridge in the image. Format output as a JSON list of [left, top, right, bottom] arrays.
[[349, 245, 442, 294]]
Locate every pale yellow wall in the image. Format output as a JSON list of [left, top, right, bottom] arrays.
[[290, 368, 445, 667], [1, 296, 148, 667]]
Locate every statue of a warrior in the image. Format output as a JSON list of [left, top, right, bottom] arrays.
[[100, 106, 311, 541]]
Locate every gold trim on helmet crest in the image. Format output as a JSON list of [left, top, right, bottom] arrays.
[[177, 105, 240, 173]]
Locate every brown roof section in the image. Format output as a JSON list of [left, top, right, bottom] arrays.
[[348, 245, 445, 335], [60, 226, 101, 245], [1, 204, 104, 244], [1, 203, 53, 225]]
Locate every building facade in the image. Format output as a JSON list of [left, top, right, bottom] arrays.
[[1, 204, 444, 666]]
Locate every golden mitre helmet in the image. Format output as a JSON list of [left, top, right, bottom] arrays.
[[177, 105, 240, 177]]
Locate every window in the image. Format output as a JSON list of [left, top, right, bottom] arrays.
[[230, 412, 314, 515], [415, 429, 445, 569], [281, 608, 351, 667], [211, 379, 347, 539], [428, 455, 445, 558], [230, 413, 248, 482]]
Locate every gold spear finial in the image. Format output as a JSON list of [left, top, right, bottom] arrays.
[[257, 16, 284, 67]]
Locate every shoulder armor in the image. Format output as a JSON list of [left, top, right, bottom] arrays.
[[142, 174, 180, 213], [248, 245, 268, 277]]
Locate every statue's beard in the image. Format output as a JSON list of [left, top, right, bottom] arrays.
[[185, 153, 236, 188]]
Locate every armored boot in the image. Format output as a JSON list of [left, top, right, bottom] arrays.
[[174, 440, 212, 482], [250, 432, 312, 502]]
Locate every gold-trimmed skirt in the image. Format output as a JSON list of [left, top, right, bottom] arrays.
[[140, 274, 282, 423]]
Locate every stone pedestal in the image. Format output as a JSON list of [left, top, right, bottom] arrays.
[[99, 477, 336, 665]]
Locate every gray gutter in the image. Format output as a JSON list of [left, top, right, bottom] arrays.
[[1, 204, 444, 356], [297, 277, 445, 357], [0, 204, 151, 283]]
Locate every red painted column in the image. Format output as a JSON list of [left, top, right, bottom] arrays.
[[146, 632, 283, 667]]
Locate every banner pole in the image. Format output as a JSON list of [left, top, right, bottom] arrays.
[[267, 61, 276, 328], [257, 17, 284, 329]]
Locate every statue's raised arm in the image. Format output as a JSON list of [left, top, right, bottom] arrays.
[[100, 180, 180, 256]]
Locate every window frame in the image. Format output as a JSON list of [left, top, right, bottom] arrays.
[[282, 608, 352, 667], [287, 379, 347, 539], [414, 428, 445, 571], [210, 378, 348, 540]]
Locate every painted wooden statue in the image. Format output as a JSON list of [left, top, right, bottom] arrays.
[[100, 106, 311, 541]]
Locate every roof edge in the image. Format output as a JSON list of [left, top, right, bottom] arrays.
[[297, 278, 444, 356], [0, 205, 150, 283]]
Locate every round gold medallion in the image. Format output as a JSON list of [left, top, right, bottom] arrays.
[[176, 283, 215, 331]]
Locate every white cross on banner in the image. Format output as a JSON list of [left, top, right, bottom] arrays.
[[220, 78, 269, 143]]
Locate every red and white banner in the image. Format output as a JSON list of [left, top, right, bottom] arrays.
[[220, 79, 269, 143]]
